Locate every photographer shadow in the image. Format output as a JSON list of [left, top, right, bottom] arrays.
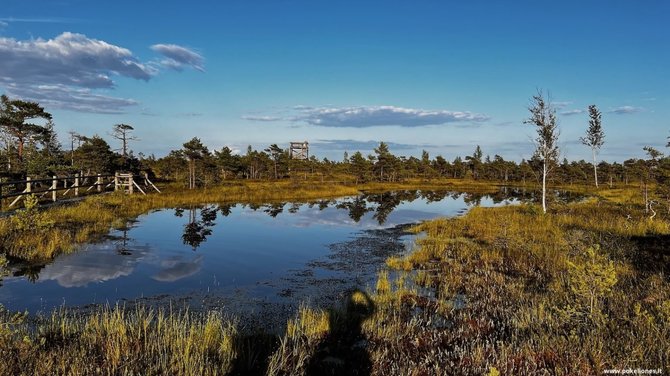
[[306, 289, 375, 376]]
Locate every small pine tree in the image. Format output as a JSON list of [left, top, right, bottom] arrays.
[[567, 245, 617, 321]]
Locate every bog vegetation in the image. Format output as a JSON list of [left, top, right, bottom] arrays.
[[1, 92, 670, 374]]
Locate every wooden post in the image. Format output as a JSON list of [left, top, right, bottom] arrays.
[[132, 179, 146, 195], [114, 172, 119, 192], [145, 174, 161, 193], [26, 177, 32, 193], [97, 174, 102, 192], [129, 175, 134, 194], [74, 174, 79, 196], [52, 176, 57, 202], [61, 178, 68, 197]]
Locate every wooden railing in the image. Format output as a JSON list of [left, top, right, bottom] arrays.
[[0, 172, 160, 210]]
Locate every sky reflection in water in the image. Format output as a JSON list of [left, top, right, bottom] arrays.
[[0, 189, 543, 313]]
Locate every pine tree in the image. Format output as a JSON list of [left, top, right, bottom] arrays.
[[0, 95, 52, 169], [182, 137, 209, 189], [111, 123, 137, 162]]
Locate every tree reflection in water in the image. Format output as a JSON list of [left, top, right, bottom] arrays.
[[336, 196, 373, 223], [263, 202, 285, 218], [1, 188, 581, 289], [175, 189, 573, 236], [176, 189, 578, 250], [177, 205, 218, 250]]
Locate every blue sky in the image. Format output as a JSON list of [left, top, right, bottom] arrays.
[[1, 0, 668, 162]]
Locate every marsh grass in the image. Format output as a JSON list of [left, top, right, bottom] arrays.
[[2, 183, 669, 375], [0, 305, 239, 376], [362, 190, 670, 375]]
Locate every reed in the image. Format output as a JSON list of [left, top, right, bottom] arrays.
[[362, 189, 670, 374], [0, 305, 238, 376], [1, 184, 668, 375]]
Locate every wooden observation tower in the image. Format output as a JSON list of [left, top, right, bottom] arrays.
[[289, 141, 309, 160]]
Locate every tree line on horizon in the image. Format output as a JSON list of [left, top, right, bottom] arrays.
[[1, 92, 669, 213]]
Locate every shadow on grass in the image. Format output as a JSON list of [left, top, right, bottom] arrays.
[[229, 333, 278, 376], [306, 289, 375, 376], [630, 234, 670, 275]]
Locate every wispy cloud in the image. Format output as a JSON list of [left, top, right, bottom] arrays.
[[553, 101, 572, 110], [300, 106, 489, 127], [494, 121, 516, 127], [242, 115, 283, 122], [243, 105, 489, 128], [5, 84, 138, 114], [313, 139, 425, 151], [608, 106, 644, 115], [0, 17, 80, 24], [561, 109, 586, 116], [151, 44, 204, 72], [0, 21, 7, 29], [177, 112, 204, 118]]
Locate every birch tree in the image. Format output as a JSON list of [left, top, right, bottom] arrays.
[[525, 91, 559, 214], [580, 105, 605, 187]]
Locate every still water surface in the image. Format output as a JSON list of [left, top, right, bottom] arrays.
[[1, 189, 551, 314]]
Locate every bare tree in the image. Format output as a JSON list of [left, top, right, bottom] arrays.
[[580, 105, 605, 187], [110, 123, 137, 160], [525, 90, 559, 214], [67, 130, 87, 166]]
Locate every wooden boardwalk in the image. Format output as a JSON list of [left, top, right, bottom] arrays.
[[0, 172, 160, 210]]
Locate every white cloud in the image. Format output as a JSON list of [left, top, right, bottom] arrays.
[[553, 101, 572, 109], [0, 32, 156, 113], [0, 33, 206, 113], [177, 112, 204, 117], [0, 17, 78, 24], [0, 32, 154, 88], [242, 115, 283, 121], [151, 44, 204, 72], [561, 109, 586, 116], [313, 139, 423, 151], [300, 106, 489, 127], [243, 105, 490, 128], [608, 106, 644, 115]]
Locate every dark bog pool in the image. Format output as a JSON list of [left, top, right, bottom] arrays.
[[0, 189, 563, 316]]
